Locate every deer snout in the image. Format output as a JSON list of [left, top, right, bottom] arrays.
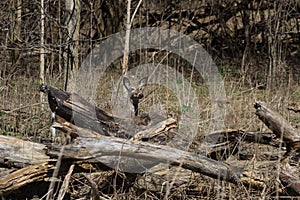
[[135, 92, 144, 99]]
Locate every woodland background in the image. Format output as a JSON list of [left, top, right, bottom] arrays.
[[0, 0, 299, 199]]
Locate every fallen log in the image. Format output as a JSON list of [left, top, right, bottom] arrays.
[[254, 101, 300, 195], [39, 84, 164, 139], [24, 86, 299, 196], [49, 121, 242, 184], [38, 87, 294, 188], [0, 132, 244, 196], [0, 162, 55, 196], [39, 84, 117, 136], [0, 135, 50, 168], [254, 101, 300, 147]]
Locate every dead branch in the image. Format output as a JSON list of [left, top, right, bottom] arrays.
[[254, 101, 300, 144], [288, 105, 300, 113], [57, 164, 75, 200]]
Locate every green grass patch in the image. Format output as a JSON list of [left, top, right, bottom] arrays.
[[218, 65, 239, 76]]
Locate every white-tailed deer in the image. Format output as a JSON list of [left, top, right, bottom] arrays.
[[123, 76, 148, 117]]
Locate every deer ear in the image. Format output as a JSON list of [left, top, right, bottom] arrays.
[[139, 77, 148, 88], [123, 77, 131, 91]]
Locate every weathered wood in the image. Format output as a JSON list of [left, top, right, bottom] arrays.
[[48, 121, 243, 184], [0, 133, 243, 196], [50, 122, 279, 190], [201, 129, 282, 161], [0, 135, 50, 168], [0, 162, 55, 196], [0, 127, 295, 195], [32, 88, 300, 196], [57, 164, 75, 200], [39, 84, 166, 139], [39, 84, 116, 136], [280, 168, 300, 195], [0, 130, 243, 192], [253, 101, 300, 195], [131, 117, 177, 142], [254, 101, 300, 143]]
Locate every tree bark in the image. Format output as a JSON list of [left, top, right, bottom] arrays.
[[40, 0, 45, 104], [0, 162, 54, 196], [254, 101, 300, 144]]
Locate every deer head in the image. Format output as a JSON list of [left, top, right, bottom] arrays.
[[123, 76, 148, 116]]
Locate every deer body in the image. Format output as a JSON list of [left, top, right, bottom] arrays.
[[123, 77, 148, 117]]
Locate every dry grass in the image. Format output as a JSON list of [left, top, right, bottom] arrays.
[[0, 76, 49, 139]]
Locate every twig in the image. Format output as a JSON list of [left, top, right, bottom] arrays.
[[46, 146, 65, 200], [57, 164, 75, 200], [2, 102, 47, 114], [130, 0, 143, 25]]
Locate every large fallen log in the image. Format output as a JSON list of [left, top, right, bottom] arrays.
[[39, 84, 163, 139], [39, 86, 300, 190], [254, 101, 300, 144], [0, 130, 244, 196], [50, 121, 242, 184], [39, 84, 116, 136]]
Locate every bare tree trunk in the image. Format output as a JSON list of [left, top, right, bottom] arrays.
[[267, 1, 283, 91], [241, 4, 250, 85], [15, 0, 22, 47], [122, 0, 142, 75], [64, 0, 81, 90], [40, 0, 45, 103], [58, 0, 62, 74], [10, 0, 22, 67], [74, 0, 81, 75], [122, 0, 131, 75]]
